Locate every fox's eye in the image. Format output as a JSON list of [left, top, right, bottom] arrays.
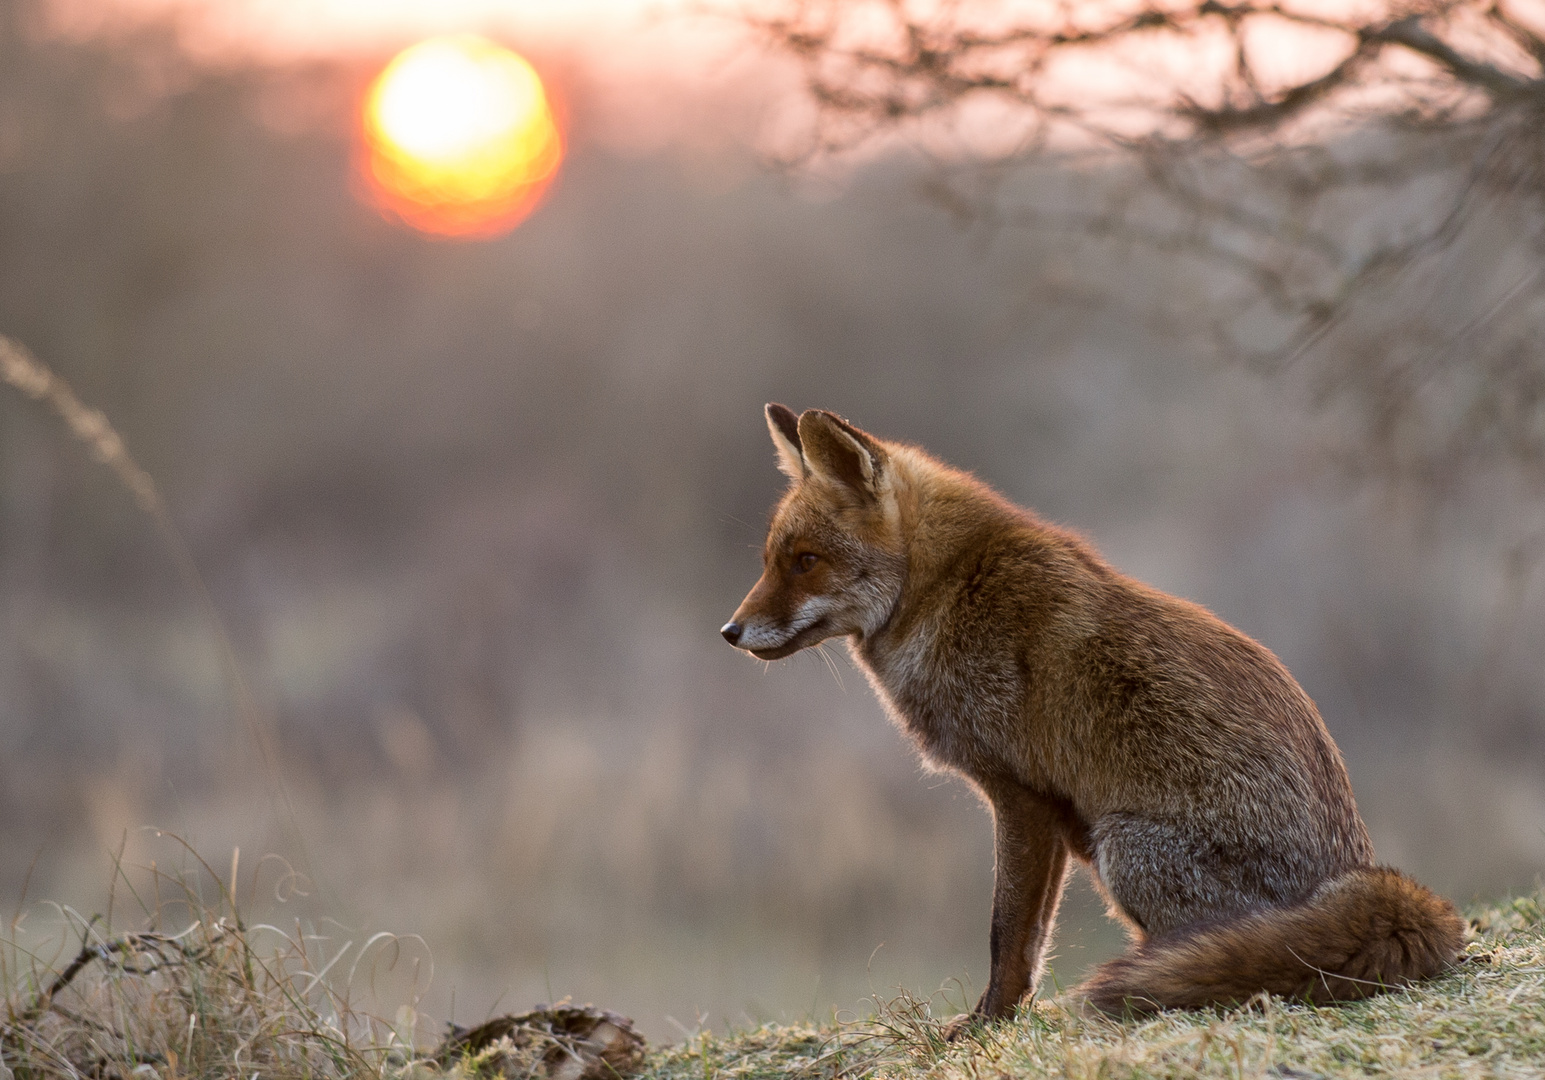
[[793, 552, 819, 573]]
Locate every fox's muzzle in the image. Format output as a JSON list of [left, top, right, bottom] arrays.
[[720, 592, 826, 659]]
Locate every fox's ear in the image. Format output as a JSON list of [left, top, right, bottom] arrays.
[[797, 410, 885, 501], [766, 403, 807, 480]]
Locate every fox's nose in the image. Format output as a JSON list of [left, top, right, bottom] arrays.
[[720, 621, 743, 645]]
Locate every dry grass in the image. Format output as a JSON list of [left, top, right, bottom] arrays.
[[0, 839, 429, 1080], [2, 843, 1541, 1080], [643, 891, 1545, 1080]]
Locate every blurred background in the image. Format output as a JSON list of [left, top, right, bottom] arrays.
[[0, 0, 1542, 1042]]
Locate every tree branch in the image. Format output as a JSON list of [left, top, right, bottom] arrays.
[[1372, 14, 1537, 98]]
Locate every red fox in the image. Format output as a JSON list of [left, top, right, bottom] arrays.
[[721, 405, 1464, 1019]]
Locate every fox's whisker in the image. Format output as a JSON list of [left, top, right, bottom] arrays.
[[814, 642, 846, 691]]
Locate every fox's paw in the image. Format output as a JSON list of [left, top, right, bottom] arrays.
[[938, 1013, 979, 1042]]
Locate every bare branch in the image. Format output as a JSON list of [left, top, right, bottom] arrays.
[[1372, 14, 1536, 98], [1487, 2, 1545, 68], [749, 0, 1545, 491], [1179, 37, 1379, 133]]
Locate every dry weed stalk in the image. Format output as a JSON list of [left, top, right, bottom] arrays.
[[0, 335, 161, 514], [0, 331, 307, 871]]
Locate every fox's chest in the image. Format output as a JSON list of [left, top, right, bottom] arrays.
[[851, 627, 1029, 777]]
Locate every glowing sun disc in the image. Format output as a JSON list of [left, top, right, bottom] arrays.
[[362, 35, 564, 237]]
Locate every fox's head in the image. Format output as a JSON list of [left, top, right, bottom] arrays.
[[721, 405, 907, 659]]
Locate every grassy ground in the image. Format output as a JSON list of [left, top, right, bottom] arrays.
[[642, 893, 1545, 1080], [1, 866, 1540, 1079]]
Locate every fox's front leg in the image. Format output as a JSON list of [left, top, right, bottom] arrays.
[[974, 782, 1071, 1021]]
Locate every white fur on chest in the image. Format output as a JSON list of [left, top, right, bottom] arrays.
[[851, 620, 983, 771]]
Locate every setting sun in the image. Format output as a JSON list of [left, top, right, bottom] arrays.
[[362, 34, 564, 237]]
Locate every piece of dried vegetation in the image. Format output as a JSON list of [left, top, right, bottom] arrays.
[[436, 1005, 646, 1080]]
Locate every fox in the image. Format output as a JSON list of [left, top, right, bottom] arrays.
[[720, 404, 1465, 1020]]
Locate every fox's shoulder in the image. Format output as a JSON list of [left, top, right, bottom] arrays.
[[890, 445, 1112, 580], [903, 466, 1291, 697]]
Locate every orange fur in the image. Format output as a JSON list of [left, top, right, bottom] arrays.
[[722, 406, 1464, 1018]]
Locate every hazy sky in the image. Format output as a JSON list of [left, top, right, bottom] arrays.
[[47, 0, 731, 57], [40, 0, 1407, 164], [38, 0, 782, 168]]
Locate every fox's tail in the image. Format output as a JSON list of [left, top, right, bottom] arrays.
[[1078, 866, 1465, 1015]]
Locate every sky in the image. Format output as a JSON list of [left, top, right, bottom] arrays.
[[43, 0, 737, 58], [43, 0, 1480, 164], [39, 0, 783, 167]]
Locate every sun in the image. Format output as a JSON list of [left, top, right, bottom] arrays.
[[362, 35, 564, 237]]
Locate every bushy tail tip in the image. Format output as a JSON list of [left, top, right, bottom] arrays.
[[1078, 866, 1465, 1016]]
